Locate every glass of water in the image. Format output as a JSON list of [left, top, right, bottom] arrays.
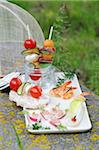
[[24, 63, 56, 90]]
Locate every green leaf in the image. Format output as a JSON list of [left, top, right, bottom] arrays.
[[56, 71, 74, 87], [57, 124, 67, 131], [32, 121, 50, 130], [65, 109, 69, 113], [21, 110, 29, 115], [11, 123, 23, 150]]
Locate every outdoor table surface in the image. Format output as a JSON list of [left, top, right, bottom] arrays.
[[0, 85, 99, 150]]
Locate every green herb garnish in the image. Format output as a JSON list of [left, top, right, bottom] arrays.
[[57, 124, 67, 131], [56, 71, 74, 87], [32, 121, 41, 130], [65, 109, 69, 113], [32, 121, 50, 130]]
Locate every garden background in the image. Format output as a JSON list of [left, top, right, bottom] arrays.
[[9, 0, 99, 95]]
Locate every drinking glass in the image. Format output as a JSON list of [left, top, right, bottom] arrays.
[[24, 63, 56, 90]]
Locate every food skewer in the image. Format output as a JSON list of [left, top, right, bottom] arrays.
[[48, 26, 54, 40], [27, 24, 31, 39]]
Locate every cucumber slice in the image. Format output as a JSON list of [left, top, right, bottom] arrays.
[[17, 83, 25, 95], [24, 82, 31, 94], [17, 82, 30, 95], [21, 48, 40, 55], [40, 63, 50, 68]]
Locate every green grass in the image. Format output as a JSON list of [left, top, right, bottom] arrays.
[[9, 0, 99, 94], [11, 123, 23, 150]]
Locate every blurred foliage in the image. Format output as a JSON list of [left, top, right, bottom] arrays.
[[8, 0, 99, 94]]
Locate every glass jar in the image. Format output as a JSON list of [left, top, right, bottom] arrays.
[[24, 63, 56, 90]]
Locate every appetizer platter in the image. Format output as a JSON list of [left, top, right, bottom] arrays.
[[23, 74, 92, 133], [0, 25, 92, 133], [8, 72, 92, 133]]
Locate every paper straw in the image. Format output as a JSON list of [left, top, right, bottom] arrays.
[[27, 24, 31, 39], [49, 26, 53, 40]]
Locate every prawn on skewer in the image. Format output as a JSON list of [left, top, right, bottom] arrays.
[[50, 81, 77, 99]]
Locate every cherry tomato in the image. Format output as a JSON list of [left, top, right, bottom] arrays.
[[34, 85, 42, 93], [29, 70, 41, 81], [10, 77, 22, 92], [24, 39, 36, 49], [29, 86, 42, 98]]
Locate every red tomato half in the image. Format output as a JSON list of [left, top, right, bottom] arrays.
[[29, 70, 41, 81], [10, 77, 22, 92], [29, 75, 41, 81], [29, 86, 42, 98]]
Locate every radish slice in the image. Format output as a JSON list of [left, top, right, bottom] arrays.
[[29, 116, 38, 122]]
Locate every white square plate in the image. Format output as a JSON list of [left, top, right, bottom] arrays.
[[24, 73, 92, 133]]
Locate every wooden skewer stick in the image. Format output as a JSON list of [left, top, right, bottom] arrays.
[[27, 24, 31, 39], [49, 26, 54, 40]]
